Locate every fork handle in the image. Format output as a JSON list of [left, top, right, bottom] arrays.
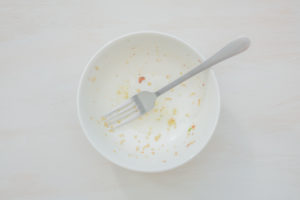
[[154, 37, 250, 96]]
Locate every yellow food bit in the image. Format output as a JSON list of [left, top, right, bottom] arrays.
[[154, 108, 158, 112], [148, 82, 152, 86], [166, 75, 170, 79], [95, 66, 99, 70], [152, 152, 155, 155], [165, 97, 172, 101], [118, 134, 124, 137], [185, 113, 190, 118], [89, 76, 96, 83], [120, 139, 125, 145], [160, 106, 165, 112], [186, 140, 196, 147], [125, 60, 129, 64], [117, 90, 121, 95], [113, 149, 116, 153], [108, 128, 114, 133], [104, 122, 109, 128], [180, 72, 183, 75], [136, 146, 140, 151], [198, 99, 201, 106], [124, 91, 129, 99], [143, 144, 150, 150], [174, 152, 178, 156], [101, 117, 105, 121], [173, 108, 177, 115], [170, 88, 175, 92], [168, 118, 176, 128], [190, 92, 196, 96], [154, 134, 161, 142], [181, 83, 186, 87], [136, 89, 141, 93], [134, 135, 138, 139]]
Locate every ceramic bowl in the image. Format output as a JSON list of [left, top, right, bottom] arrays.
[[77, 31, 220, 172]]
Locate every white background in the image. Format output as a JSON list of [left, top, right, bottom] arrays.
[[1, 0, 299, 199]]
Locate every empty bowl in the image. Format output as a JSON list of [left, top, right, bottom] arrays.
[[77, 31, 220, 172]]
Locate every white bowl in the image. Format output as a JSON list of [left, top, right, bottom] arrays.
[[77, 31, 220, 172]]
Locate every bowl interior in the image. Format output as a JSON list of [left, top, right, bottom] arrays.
[[78, 32, 220, 172]]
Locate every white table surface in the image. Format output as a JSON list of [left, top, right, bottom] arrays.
[[1, 0, 299, 199]]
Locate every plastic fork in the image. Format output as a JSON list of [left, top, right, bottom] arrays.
[[103, 37, 250, 129]]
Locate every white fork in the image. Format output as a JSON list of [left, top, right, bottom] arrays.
[[103, 37, 250, 129]]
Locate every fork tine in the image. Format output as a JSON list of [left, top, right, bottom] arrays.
[[106, 104, 137, 124], [103, 99, 133, 120], [113, 111, 141, 129]]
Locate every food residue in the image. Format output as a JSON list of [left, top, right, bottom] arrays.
[[186, 140, 196, 147], [168, 118, 176, 128], [120, 139, 125, 145], [151, 152, 155, 155], [188, 125, 196, 132], [138, 76, 145, 83], [143, 144, 150, 150], [174, 152, 178, 156], [95, 66, 99, 70], [89, 76, 96, 83], [154, 134, 161, 142], [185, 113, 190, 118], [198, 99, 201, 106], [162, 160, 167, 163], [89, 116, 94, 120], [202, 83, 205, 87], [173, 108, 177, 115], [165, 97, 172, 101], [166, 75, 170, 79], [147, 82, 152, 86], [136, 146, 140, 151], [136, 89, 141, 93], [118, 134, 124, 137], [190, 92, 196, 96], [104, 122, 109, 128]]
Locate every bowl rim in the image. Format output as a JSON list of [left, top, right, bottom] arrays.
[[77, 31, 220, 173]]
